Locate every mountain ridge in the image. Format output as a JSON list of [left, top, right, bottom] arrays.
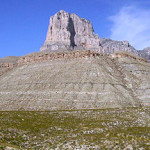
[[0, 10, 150, 110], [39, 10, 150, 61]]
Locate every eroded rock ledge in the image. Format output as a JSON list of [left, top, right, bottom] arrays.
[[17, 50, 104, 65], [0, 49, 150, 110], [110, 52, 148, 63], [0, 50, 148, 77], [0, 63, 15, 76], [18, 50, 148, 66], [0, 56, 19, 76]]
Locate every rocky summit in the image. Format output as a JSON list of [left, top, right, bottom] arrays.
[[40, 10, 150, 62], [40, 10, 137, 54]]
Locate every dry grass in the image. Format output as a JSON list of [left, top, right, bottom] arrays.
[[0, 107, 150, 149]]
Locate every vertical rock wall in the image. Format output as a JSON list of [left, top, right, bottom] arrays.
[[40, 10, 102, 52], [40, 10, 137, 54]]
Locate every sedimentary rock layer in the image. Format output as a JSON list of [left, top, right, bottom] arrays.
[[0, 50, 150, 111], [17, 50, 103, 65], [0, 56, 19, 76], [112, 53, 150, 106]]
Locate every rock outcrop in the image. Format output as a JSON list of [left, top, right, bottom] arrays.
[[138, 47, 150, 62], [18, 50, 103, 65], [40, 10, 101, 52], [99, 38, 137, 54], [40, 10, 137, 54], [0, 56, 19, 76], [18, 50, 148, 66], [113, 53, 150, 107]]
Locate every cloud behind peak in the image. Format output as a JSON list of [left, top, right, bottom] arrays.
[[109, 6, 150, 50]]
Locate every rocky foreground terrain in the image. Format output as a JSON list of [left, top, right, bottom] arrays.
[[0, 108, 150, 149]]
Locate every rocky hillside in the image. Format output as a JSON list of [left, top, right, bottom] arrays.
[[0, 56, 19, 76], [0, 50, 149, 111], [138, 47, 150, 62]]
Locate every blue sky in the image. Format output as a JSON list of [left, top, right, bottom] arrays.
[[0, 0, 150, 58]]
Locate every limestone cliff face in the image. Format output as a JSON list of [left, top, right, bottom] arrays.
[[40, 10, 137, 54], [70, 13, 100, 51], [40, 10, 100, 52], [44, 10, 71, 51], [138, 47, 150, 62], [99, 39, 137, 54]]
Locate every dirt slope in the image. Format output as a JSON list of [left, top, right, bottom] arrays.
[[0, 51, 149, 110]]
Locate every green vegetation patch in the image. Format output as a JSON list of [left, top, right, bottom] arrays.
[[0, 107, 150, 149]]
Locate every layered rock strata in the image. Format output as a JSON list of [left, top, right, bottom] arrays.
[[18, 50, 148, 66], [0, 50, 150, 111], [113, 53, 150, 106], [110, 52, 148, 63], [40, 10, 137, 54], [1, 50, 147, 76], [0, 10, 150, 110], [18, 50, 103, 65], [0, 56, 19, 76]]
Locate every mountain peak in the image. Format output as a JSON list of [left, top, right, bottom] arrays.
[[40, 10, 137, 55]]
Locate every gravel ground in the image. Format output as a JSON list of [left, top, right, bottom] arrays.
[[0, 107, 150, 149]]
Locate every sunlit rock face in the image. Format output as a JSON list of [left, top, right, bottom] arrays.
[[138, 47, 150, 62], [40, 10, 101, 52], [40, 10, 137, 54], [42, 10, 71, 51]]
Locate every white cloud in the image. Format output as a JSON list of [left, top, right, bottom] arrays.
[[109, 6, 150, 50]]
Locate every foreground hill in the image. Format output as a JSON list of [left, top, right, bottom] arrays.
[[0, 50, 149, 110]]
